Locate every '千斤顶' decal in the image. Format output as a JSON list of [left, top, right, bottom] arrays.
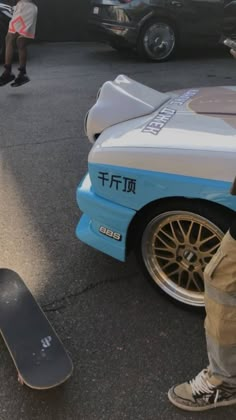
[[98, 172, 136, 194], [142, 89, 199, 135]]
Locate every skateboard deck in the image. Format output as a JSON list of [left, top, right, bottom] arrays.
[[0, 269, 73, 389]]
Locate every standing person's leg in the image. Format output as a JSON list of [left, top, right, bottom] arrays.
[[5, 33, 16, 66], [18, 36, 28, 71], [205, 230, 236, 385], [168, 229, 236, 411], [11, 36, 30, 87], [0, 33, 16, 86]]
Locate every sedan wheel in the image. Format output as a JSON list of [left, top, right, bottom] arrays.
[[138, 21, 176, 62], [136, 201, 233, 307]]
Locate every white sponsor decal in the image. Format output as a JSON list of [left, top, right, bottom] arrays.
[[41, 336, 52, 348], [142, 107, 176, 135], [169, 89, 199, 106], [99, 226, 122, 241], [142, 89, 199, 135]]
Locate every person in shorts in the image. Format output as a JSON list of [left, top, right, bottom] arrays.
[[0, 0, 38, 87]]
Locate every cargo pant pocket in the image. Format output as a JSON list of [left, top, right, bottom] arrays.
[[204, 249, 226, 281], [204, 247, 236, 293]]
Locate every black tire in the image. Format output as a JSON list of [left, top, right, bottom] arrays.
[[135, 199, 234, 307], [109, 40, 132, 52], [137, 19, 176, 62], [0, 20, 7, 62]]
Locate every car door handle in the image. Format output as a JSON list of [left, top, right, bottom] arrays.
[[170, 0, 183, 7]]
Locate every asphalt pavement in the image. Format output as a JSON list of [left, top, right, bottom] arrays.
[[0, 42, 236, 420]]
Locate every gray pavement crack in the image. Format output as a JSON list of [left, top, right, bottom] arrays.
[[42, 274, 134, 313], [0, 135, 86, 151]]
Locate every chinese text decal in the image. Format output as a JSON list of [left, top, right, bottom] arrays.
[[98, 172, 136, 194]]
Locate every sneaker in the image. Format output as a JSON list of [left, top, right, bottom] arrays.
[[11, 72, 30, 87], [0, 70, 15, 86], [168, 369, 236, 411]]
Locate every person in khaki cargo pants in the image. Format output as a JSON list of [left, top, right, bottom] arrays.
[[168, 227, 236, 411], [168, 48, 236, 411]]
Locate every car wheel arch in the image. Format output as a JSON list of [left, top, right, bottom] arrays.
[[126, 196, 235, 307], [126, 196, 235, 255]]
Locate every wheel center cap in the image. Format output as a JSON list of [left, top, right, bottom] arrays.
[[183, 249, 197, 263]]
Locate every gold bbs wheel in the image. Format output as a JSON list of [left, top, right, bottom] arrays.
[[141, 210, 224, 306]]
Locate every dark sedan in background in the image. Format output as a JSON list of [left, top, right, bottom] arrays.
[[89, 0, 236, 61], [0, 2, 12, 60]]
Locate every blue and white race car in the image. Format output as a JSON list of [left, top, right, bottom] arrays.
[[76, 75, 236, 307]]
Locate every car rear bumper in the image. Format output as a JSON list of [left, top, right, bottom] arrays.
[[76, 173, 136, 261], [88, 3, 138, 45], [88, 19, 138, 45]]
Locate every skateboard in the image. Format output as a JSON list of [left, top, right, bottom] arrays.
[[0, 269, 73, 389]]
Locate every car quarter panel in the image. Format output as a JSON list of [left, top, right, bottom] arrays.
[[76, 164, 236, 262], [88, 162, 236, 211]]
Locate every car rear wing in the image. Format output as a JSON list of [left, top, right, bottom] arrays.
[[85, 74, 171, 143]]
